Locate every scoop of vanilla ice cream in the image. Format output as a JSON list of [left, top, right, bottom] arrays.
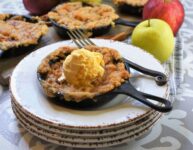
[[63, 48, 105, 87]]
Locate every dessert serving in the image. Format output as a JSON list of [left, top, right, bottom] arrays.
[[48, 2, 119, 31], [48, 2, 139, 37], [37, 44, 172, 112], [37, 45, 130, 102], [0, 14, 48, 57]]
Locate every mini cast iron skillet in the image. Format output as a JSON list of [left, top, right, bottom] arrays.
[[0, 15, 42, 58], [38, 57, 172, 112], [49, 3, 140, 38]]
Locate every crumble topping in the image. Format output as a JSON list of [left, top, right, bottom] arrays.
[[48, 2, 119, 30]]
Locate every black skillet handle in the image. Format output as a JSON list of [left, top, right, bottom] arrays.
[[114, 18, 140, 27], [114, 81, 172, 112], [123, 58, 168, 86]]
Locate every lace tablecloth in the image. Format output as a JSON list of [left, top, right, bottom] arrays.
[[0, 0, 193, 149]]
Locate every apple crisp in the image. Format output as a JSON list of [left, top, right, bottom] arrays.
[[0, 17, 48, 51], [37, 46, 130, 102], [48, 2, 119, 30]]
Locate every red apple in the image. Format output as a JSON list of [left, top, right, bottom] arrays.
[[143, 0, 184, 36], [23, 0, 60, 15]]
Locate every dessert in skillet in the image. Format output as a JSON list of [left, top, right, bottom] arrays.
[[48, 2, 119, 30], [0, 14, 48, 52], [113, 0, 149, 15], [37, 46, 130, 102]]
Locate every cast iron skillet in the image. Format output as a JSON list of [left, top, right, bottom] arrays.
[[0, 14, 42, 58], [37, 58, 172, 113], [49, 3, 140, 37]]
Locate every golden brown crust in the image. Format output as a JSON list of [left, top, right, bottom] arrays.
[[113, 0, 148, 6], [48, 2, 119, 30], [37, 46, 130, 102], [0, 18, 48, 51]]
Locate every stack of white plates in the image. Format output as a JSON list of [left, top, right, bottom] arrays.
[[10, 39, 170, 148]]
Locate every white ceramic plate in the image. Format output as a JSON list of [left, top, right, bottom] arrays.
[[10, 39, 169, 130], [12, 104, 161, 144], [12, 97, 160, 136], [12, 100, 161, 139], [12, 105, 161, 148]]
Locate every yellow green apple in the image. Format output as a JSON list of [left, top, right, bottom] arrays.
[[131, 19, 174, 63]]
